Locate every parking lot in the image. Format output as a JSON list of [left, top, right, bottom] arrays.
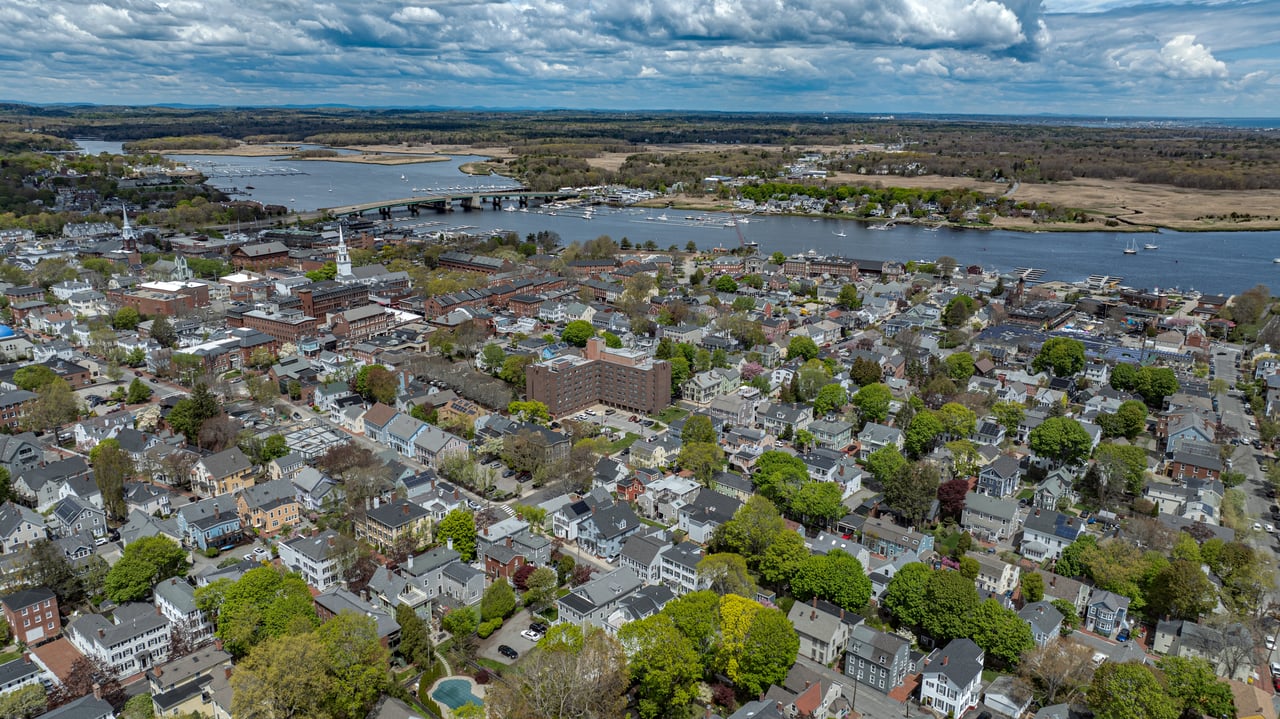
[[557, 404, 661, 441], [476, 608, 546, 665]]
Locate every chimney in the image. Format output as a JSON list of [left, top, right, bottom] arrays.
[[157, 605, 162, 615], [483, 526, 489, 537], [812, 597, 817, 608], [407, 554, 415, 569], [804, 680, 812, 690], [447, 537, 454, 551], [387, 567, 393, 580], [224, 664, 233, 681], [402, 504, 409, 516], [839, 608, 845, 620], [505, 536, 513, 548], [22, 653, 29, 664], [92, 683, 102, 701], [453, 488, 459, 500], [98, 628, 105, 639], [942, 656, 949, 666]]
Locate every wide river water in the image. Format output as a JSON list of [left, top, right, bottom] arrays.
[[79, 140, 1280, 296]]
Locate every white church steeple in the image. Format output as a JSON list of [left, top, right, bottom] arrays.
[[336, 226, 352, 279]]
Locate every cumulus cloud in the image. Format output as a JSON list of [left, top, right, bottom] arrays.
[[0, 0, 1276, 115], [1157, 34, 1228, 79]]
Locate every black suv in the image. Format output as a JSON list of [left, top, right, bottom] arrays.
[[498, 644, 519, 660], [529, 622, 548, 634]]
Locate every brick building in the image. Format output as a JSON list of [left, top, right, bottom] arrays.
[[0, 588, 60, 645], [526, 337, 672, 416], [296, 281, 371, 322], [231, 242, 291, 271], [331, 304, 390, 344], [229, 308, 317, 343], [0, 389, 36, 430], [111, 281, 210, 316]]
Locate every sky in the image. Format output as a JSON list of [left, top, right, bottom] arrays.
[[2, 0, 1277, 117]]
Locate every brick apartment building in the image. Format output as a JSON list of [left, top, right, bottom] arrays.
[[331, 304, 390, 344], [0, 587, 60, 645], [111, 281, 210, 316], [296, 281, 371, 321], [0, 389, 36, 430], [230, 242, 291, 271], [229, 308, 318, 343], [781, 254, 859, 280], [526, 337, 672, 416]]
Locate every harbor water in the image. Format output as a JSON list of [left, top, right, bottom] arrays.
[[77, 140, 1280, 296]]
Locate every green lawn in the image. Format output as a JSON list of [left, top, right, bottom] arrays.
[[476, 657, 508, 673], [1017, 488, 1035, 500], [0, 650, 20, 665], [655, 407, 689, 424], [934, 529, 961, 556], [607, 432, 641, 454]]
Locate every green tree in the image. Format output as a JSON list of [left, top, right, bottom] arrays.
[[198, 565, 318, 657], [507, 400, 550, 423], [944, 352, 975, 382], [499, 354, 535, 385], [1110, 362, 1138, 391], [314, 612, 390, 719], [1032, 337, 1086, 377], [789, 549, 872, 612], [13, 365, 58, 392], [1021, 571, 1045, 602], [561, 320, 596, 347], [150, 314, 177, 348], [486, 626, 628, 719], [959, 556, 980, 579], [904, 410, 945, 457], [126, 377, 153, 403], [938, 402, 977, 439], [660, 590, 722, 663], [618, 614, 703, 719], [813, 383, 848, 415], [1087, 662, 1179, 719], [522, 566, 558, 613], [231, 633, 332, 719], [679, 442, 725, 485], [1114, 400, 1149, 439], [714, 275, 738, 293], [0, 683, 46, 719], [850, 357, 883, 386], [1051, 598, 1081, 632], [435, 509, 477, 561], [922, 569, 979, 642], [395, 603, 434, 669], [851, 382, 893, 423], [601, 331, 623, 349], [441, 607, 478, 638], [1134, 366, 1180, 407], [758, 530, 809, 586], [681, 414, 717, 444], [305, 262, 338, 282], [112, 306, 142, 330], [943, 295, 976, 328], [259, 435, 288, 462], [89, 438, 131, 519], [1094, 443, 1149, 494], [836, 284, 862, 310], [1156, 656, 1236, 719], [787, 335, 819, 362], [1056, 535, 1097, 578], [787, 479, 845, 527], [865, 445, 909, 484], [104, 536, 188, 603], [1146, 559, 1217, 621], [480, 343, 506, 371], [717, 597, 799, 698], [969, 599, 1035, 666], [669, 355, 691, 392], [1029, 416, 1093, 466], [883, 562, 932, 626], [481, 578, 517, 621], [696, 553, 757, 597], [992, 400, 1025, 432], [714, 495, 785, 563]]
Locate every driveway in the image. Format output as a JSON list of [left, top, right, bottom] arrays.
[[476, 608, 544, 665]]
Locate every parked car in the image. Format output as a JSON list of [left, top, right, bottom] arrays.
[[1116, 628, 1130, 642], [529, 622, 548, 634], [520, 629, 543, 641], [498, 645, 519, 659]]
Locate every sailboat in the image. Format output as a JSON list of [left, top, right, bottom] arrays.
[[1143, 242, 1159, 250], [832, 230, 847, 237], [1123, 237, 1138, 255]]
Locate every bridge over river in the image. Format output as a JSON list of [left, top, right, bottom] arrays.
[[323, 188, 579, 217]]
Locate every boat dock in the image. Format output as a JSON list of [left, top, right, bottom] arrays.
[[1085, 274, 1125, 289], [1011, 267, 1047, 283]]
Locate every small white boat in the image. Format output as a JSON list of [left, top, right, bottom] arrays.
[[832, 231, 847, 237], [1273, 258, 1280, 264], [1144, 243, 1159, 250], [400, 174, 407, 181], [657, 213, 669, 221]]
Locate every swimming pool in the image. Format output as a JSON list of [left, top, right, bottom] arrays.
[[432, 678, 483, 710]]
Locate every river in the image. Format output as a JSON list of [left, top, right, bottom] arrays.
[[77, 139, 1280, 296]]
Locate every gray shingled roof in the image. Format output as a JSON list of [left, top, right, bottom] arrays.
[[199, 447, 252, 478]]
